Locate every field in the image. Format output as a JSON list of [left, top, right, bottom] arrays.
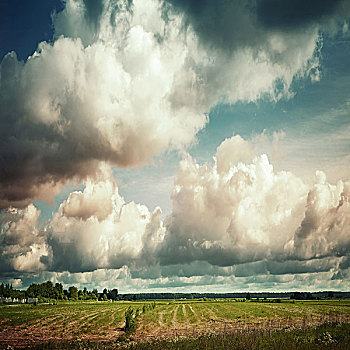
[[0, 299, 350, 349]]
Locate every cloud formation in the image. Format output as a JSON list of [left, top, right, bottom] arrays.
[[0, 204, 47, 273], [1, 0, 349, 291], [0, 0, 326, 208], [0, 0, 206, 208], [44, 164, 164, 272], [256, 0, 349, 30], [1, 135, 349, 290], [159, 136, 307, 266], [289, 171, 350, 260], [167, 0, 350, 44]]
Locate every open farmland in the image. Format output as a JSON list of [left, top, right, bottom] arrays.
[[0, 299, 350, 348]]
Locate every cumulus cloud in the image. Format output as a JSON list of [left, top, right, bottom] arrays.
[[1, 134, 349, 292], [159, 136, 350, 271], [0, 0, 206, 208], [42, 164, 164, 272], [0, 204, 47, 273], [0, 163, 164, 274], [159, 135, 308, 266], [288, 171, 350, 260], [0, 0, 327, 208]]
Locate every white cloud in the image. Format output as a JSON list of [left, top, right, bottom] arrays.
[[0, 204, 47, 272], [159, 137, 307, 265], [289, 171, 350, 260], [44, 164, 164, 272], [0, 0, 323, 208], [1, 134, 349, 292]]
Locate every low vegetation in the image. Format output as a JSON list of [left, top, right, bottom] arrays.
[[9, 323, 350, 349], [0, 298, 349, 348]]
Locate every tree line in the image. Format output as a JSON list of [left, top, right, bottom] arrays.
[[0, 282, 118, 302], [118, 291, 349, 300], [1, 281, 347, 302]]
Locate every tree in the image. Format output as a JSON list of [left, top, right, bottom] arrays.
[[54, 283, 63, 300], [41, 281, 54, 298], [83, 287, 88, 300], [108, 288, 118, 301], [91, 289, 98, 300], [68, 286, 78, 301], [246, 292, 251, 300], [26, 283, 39, 298]]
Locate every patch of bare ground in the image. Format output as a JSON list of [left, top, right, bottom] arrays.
[[0, 319, 126, 347], [0, 307, 128, 346]]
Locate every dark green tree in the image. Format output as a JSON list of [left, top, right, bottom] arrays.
[[54, 283, 63, 299], [68, 286, 78, 300], [107, 288, 118, 300]]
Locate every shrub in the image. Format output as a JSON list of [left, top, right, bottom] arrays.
[[125, 306, 137, 335]]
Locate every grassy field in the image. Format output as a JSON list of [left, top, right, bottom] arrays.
[[0, 299, 349, 348]]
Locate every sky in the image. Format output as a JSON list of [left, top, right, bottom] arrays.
[[0, 0, 350, 293]]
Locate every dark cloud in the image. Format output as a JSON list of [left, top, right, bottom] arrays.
[[164, 0, 259, 51], [256, 0, 345, 29], [165, 0, 349, 51], [0, 51, 109, 207]]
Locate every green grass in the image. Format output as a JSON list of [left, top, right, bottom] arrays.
[[0, 299, 349, 348], [0, 302, 132, 340]]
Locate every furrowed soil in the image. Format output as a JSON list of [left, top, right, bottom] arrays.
[[0, 300, 350, 348]]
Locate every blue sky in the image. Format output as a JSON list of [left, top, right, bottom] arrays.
[[0, 0, 350, 293]]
